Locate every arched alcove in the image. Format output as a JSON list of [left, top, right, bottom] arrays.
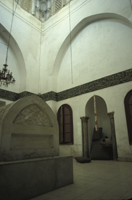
[[85, 95, 111, 152], [52, 13, 132, 92], [0, 24, 26, 92]]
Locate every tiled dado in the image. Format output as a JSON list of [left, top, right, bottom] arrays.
[[0, 68, 132, 102]]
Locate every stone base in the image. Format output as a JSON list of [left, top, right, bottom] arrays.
[[118, 157, 132, 162], [0, 156, 73, 200]]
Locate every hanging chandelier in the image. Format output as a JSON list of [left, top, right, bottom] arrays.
[[0, 0, 18, 86], [0, 64, 15, 86]]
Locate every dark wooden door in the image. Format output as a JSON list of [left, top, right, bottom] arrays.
[[58, 106, 63, 142], [125, 90, 132, 144], [57, 104, 73, 144]]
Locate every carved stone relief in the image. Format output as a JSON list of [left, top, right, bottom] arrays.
[[14, 104, 51, 126]]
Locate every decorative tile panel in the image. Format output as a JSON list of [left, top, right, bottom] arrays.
[[56, 69, 132, 101], [0, 89, 18, 101], [18, 91, 34, 99], [40, 91, 58, 101], [0, 69, 132, 102]]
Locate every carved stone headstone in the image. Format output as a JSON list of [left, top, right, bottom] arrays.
[[0, 95, 59, 161]]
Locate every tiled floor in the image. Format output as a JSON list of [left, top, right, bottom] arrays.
[[31, 159, 132, 200]]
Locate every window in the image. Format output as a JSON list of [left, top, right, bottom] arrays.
[[57, 104, 73, 144], [125, 90, 132, 144], [54, 0, 62, 13]]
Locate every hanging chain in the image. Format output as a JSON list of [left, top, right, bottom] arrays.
[[69, 0, 73, 84], [5, 0, 19, 64]]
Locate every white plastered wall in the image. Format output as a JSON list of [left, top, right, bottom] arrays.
[[0, 0, 132, 159], [45, 0, 132, 159]]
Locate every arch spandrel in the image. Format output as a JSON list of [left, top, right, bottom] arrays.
[[0, 95, 59, 161]]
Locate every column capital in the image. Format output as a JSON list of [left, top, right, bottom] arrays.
[[80, 116, 89, 123], [107, 112, 114, 119]]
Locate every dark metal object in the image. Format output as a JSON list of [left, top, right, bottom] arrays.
[[100, 137, 112, 147], [75, 157, 91, 163]]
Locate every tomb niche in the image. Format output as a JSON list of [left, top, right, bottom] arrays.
[[0, 95, 73, 200]]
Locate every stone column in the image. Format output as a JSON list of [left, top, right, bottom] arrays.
[[107, 112, 118, 161], [35, 0, 40, 19], [31, 0, 36, 15], [80, 117, 89, 158]]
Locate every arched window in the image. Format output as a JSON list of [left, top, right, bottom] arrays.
[[57, 104, 73, 144], [125, 90, 132, 144]]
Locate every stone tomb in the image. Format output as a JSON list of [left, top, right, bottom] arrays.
[[0, 95, 73, 200]]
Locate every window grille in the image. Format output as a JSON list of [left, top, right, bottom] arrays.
[[54, 0, 62, 14], [15, 0, 72, 22], [21, 0, 31, 12]]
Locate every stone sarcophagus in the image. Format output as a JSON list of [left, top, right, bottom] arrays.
[[0, 95, 73, 200], [0, 95, 59, 161]]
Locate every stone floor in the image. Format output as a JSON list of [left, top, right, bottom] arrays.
[[31, 159, 132, 200]]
